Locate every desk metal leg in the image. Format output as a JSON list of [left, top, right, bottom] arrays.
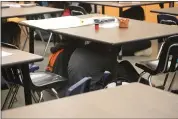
[[102, 5, 105, 14], [21, 64, 32, 105], [27, 16, 35, 54], [119, 8, 123, 17], [169, 1, 174, 7], [118, 8, 124, 60], [118, 47, 123, 60], [29, 28, 35, 54], [94, 4, 97, 13]]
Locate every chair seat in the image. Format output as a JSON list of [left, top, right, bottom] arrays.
[[30, 72, 68, 91], [136, 60, 172, 75], [29, 64, 39, 72]]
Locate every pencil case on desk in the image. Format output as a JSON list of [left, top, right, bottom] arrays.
[[94, 18, 116, 24]]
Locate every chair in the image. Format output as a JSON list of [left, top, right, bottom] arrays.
[[157, 14, 178, 25], [67, 5, 87, 16], [136, 35, 178, 89], [157, 14, 178, 47], [1, 76, 18, 110], [1, 43, 68, 109], [65, 77, 91, 96]]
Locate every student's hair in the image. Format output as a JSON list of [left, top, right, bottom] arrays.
[[1, 22, 21, 48]]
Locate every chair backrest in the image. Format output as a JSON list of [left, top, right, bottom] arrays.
[[78, 3, 92, 14], [67, 5, 87, 16], [1, 22, 21, 48], [156, 35, 178, 73], [157, 14, 178, 25], [65, 77, 91, 96], [157, 14, 178, 43]]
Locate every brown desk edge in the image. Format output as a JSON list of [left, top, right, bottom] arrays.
[[81, 1, 171, 8], [2, 83, 178, 118], [2, 6, 63, 19], [1, 47, 43, 67], [151, 7, 178, 16]]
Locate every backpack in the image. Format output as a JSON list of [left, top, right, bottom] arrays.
[[46, 40, 84, 78], [46, 49, 64, 72], [116, 60, 149, 85]]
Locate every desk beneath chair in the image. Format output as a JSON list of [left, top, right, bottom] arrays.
[[1, 46, 43, 105], [2, 83, 178, 118]]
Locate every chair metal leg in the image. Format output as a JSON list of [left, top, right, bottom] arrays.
[[36, 92, 44, 102], [157, 41, 165, 59], [37, 30, 45, 42], [22, 27, 29, 51], [31, 91, 38, 103], [8, 85, 20, 109], [148, 75, 153, 87], [43, 32, 53, 57], [1, 86, 14, 110], [168, 72, 177, 91], [51, 88, 59, 99], [163, 73, 169, 87], [38, 92, 44, 103], [138, 71, 146, 82]]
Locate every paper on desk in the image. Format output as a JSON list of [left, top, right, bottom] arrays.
[[21, 16, 89, 30], [99, 22, 119, 28], [82, 16, 119, 28], [1, 51, 12, 57], [3, 4, 21, 8], [21, 16, 118, 30]]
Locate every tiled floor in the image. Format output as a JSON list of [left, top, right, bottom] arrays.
[[1, 27, 178, 110]]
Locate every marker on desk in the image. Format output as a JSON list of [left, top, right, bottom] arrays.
[[80, 20, 84, 24]]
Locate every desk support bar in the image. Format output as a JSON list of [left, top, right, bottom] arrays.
[[43, 32, 53, 57], [21, 64, 32, 105]]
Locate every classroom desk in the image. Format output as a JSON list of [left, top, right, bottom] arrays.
[[2, 83, 178, 118], [81, 1, 173, 16], [151, 7, 178, 16], [1, 5, 63, 19], [51, 14, 178, 45], [20, 14, 178, 78], [1, 2, 63, 54], [1, 46, 43, 105]]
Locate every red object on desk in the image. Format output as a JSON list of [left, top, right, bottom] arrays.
[[95, 24, 99, 31]]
